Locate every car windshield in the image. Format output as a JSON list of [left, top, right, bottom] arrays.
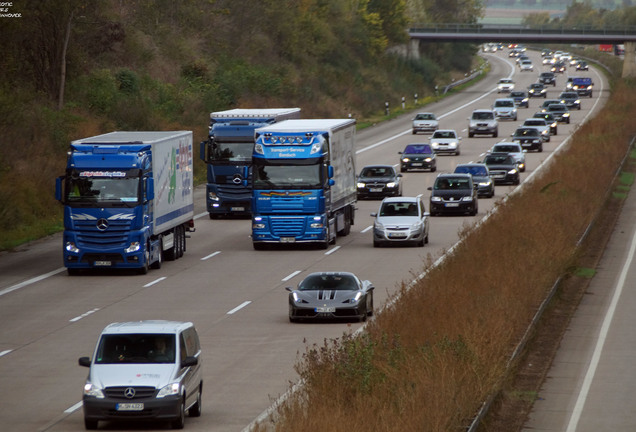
[[485, 155, 513, 164], [511, 92, 525, 97], [403, 144, 432, 154], [379, 201, 419, 216], [548, 104, 567, 111], [495, 101, 514, 107], [515, 129, 538, 137], [95, 334, 176, 364], [360, 167, 393, 177], [493, 145, 519, 153], [472, 112, 494, 120], [455, 166, 487, 176], [434, 177, 471, 190], [415, 113, 435, 120], [298, 274, 358, 291], [524, 120, 545, 126], [432, 131, 456, 139]]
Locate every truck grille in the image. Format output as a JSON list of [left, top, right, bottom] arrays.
[[75, 219, 132, 249], [270, 217, 305, 236], [270, 196, 305, 212]]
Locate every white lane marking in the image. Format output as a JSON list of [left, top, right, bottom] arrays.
[[64, 401, 83, 414], [325, 246, 340, 255], [69, 308, 100, 323], [201, 251, 222, 261], [0, 350, 12, 358], [566, 201, 636, 431], [282, 270, 301, 282], [361, 226, 373, 233], [194, 211, 208, 220], [227, 301, 251, 315], [0, 267, 66, 297], [143, 277, 166, 287]]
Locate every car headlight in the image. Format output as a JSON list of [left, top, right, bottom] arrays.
[[533, 139, 540, 143], [575, 99, 580, 104], [424, 157, 432, 162], [508, 169, 518, 175], [449, 142, 457, 148], [357, 182, 366, 188], [401, 157, 410, 163], [461, 196, 473, 202], [84, 383, 104, 399], [479, 180, 492, 186], [351, 292, 363, 303], [157, 383, 181, 398], [431, 143, 439, 148], [411, 221, 423, 231], [430, 196, 442, 202], [386, 182, 397, 188], [563, 113, 570, 117], [522, 98, 528, 103], [551, 122, 557, 128], [374, 222, 384, 230]]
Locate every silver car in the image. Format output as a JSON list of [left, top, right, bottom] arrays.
[[412, 112, 439, 134], [371, 196, 430, 247], [429, 129, 461, 155], [489, 142, 527, 172]]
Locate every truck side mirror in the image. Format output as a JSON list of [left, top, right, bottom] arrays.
[[55, 177, 64, 202], [328, 165, 334, 179], [199, 141, 207, 162], [146, 177, 155, 201], [243, 166, 249, 187]]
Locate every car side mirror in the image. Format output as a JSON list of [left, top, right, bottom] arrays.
[[427, 186, 432, 191], [397, 174, 403, 177], [285, 287, 293, 292], [78, 357, 91, 367], [181, 356, 198, 368], [370, 212, 377, 217]]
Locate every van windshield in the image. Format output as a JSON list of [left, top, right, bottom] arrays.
[[95, 334, 176, 364]]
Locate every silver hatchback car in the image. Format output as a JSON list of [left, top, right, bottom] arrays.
[[371, 196, 430, 247]]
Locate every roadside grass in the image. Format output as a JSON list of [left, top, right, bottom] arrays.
[[264, 80, 636, 431]]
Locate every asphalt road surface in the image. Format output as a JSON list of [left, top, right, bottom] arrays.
[[0, 48, 609, 431]]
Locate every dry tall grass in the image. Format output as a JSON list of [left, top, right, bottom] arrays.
[[267, 80, 636, 431]]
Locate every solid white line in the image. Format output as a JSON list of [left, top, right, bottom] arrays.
[[361, 226, 373, 233], [227, 301, 251, 315], [201, 251, 222, 261], [565, 214, 636, 431], [325, 246, 340, 255], [0, 350, 12, 358], [143, 277, 166, 287], [194, 211, 208, 220], [0, 267, 66, 297], [69, 308, 100, 323], [282, 270, 301, 282], [64, 401, 83, 414]]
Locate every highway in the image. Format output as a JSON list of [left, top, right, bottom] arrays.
[[0, 48, 609, 431]]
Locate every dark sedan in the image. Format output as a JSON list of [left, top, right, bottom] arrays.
[[545, 103, 571, 123], [286, 272, 374, 322], [510, 91, 529, 108], [559, 91, 581, 110], [511, 127, 543, 152], [454, 163, 495, 198], [428, 173, 478, 216], [399, 143, 437, 172], [482, 153, 521, 185], [527, 83, 547, 98], [357, 165, 402, 199]]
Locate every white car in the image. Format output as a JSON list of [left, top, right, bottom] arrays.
[[497, 78, 515, 93], [371, 195, 430, 247], [489, 142, 527, 172], [412, 112, 439, 134], [522, 118, 551, 142], [519, 60, 534, 72], [429, 129, 461, 155], [492, 98, 518, 121]]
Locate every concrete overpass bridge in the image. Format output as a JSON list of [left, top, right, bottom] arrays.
[[408, 24, 636, 76]]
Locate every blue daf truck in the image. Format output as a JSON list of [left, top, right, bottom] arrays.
[[55, 131, 194, 275], [251, 119, 357, 249], [199, 108, 300, 218]]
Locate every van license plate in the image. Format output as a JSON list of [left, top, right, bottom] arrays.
[[116, 403, 144, 411], [94, 261, 111, 266]]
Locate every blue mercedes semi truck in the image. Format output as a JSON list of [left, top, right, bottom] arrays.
[[199, 108, 300, 218], [251, 119, 357, 250], [55, 131, 194, 275]]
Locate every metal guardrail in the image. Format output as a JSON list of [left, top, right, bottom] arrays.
[[410, 23, 636, 35]]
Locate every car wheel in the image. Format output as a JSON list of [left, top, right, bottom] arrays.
[[470, 206, 477, 216], [543, 94, 547, 98], [189, 385, 203, 417], [493, 130, 498, 138], [417, 238, 424, 247], [171, 397, 186, 429], [412, 130, 416, 134], [567, 118, 570, 124], [373, 239, 380, 248], [84, 418, 98, 430], [515, 178, 521, 185], [455, 149, 460, 156], [469, 132, 474, 138], [400, 167, 407, 173]]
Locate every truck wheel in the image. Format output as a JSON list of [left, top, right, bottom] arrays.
[[165, 230, 177, 261], [253, 242, 266, 251], [139, 248, 150, 275]]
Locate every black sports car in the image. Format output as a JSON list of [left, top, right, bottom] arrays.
[[286, 272, 374, 322]]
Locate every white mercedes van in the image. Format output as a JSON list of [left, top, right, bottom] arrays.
[[78, 320, 203, 430]]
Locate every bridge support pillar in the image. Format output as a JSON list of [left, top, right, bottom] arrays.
[[408, 38, 420, 60], [623, 42, 636, 78]]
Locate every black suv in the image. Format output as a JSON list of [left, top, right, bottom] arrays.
[[482, 153, 521, 185], [428, 173, 478, 216], [398, 143, 436, 172], [356, 165, 403, 199], [539, 72, 556, 86]]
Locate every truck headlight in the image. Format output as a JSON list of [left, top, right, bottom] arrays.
[[208, 192, 219, 201], [125, 241, 140, 253], [65, 242, 80, 253], [84, 383, 104, 399], [157, 383, 180, 398], [253, 217, 265, 230]]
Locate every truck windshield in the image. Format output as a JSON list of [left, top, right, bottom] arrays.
[[212, 141, 253, 163], [253, 163, 321, 189], [66, 176, 140, 206]]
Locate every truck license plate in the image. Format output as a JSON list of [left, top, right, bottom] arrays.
[[116, 403, 144, 411], [280, 237, 296, 243], [231, 206, 245, 211], [94, 261, 112, 266]]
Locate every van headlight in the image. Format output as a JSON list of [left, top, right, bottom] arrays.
[[84, 383, 104, 399], [157, 382, 181, 398]]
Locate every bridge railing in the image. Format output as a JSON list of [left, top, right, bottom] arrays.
[[409, 23, 636, 36]]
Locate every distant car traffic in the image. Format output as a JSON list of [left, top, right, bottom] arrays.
[[399, 143, 436, 172], [371, 195, 430, 247], [429, 129, 461, 155], [468, 109, 498, 137], [412, 112, 439, 134], [286, 272, 374, 322], [489, 142, 527, 172], [482, 153, 521, 185], [428, 173, 478, 216], [356, 165, 403, 199], [453, 163, 495, 198]]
